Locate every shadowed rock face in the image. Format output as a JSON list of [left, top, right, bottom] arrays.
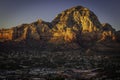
[[115, 31, 120, 42], [0, 6, 117, 44]]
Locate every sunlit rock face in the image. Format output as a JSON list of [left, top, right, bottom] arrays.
[[0, 29, 14, 41], [50, 27, 76, 43], [13, 24, 41, 41], [52, 6, 101, 32]]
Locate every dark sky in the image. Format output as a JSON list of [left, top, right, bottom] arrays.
[[0, 0, 120, 30]]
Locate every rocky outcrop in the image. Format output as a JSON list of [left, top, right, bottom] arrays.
[[100, 23, 116, 41], [0, 29, 14, 41]]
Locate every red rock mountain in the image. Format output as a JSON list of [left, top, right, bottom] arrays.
[[0, 6, 117, 43]]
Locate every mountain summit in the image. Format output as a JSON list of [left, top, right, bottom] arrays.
[[52, 6, 101, 32], [0, 6, 118, 44]]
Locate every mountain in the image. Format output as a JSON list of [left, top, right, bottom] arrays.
[[115, 30, 120, 42], [0, 5, 119, 51], [51, 6, 116, 47]]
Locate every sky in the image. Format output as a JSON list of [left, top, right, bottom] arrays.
[[0, 0, 120, 30]]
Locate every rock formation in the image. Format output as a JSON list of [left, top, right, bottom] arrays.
[[100, 23, 116, 41], [0, 19, 52, 42], [0, 6, 118, 46], [0, 29, 14, 41]]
